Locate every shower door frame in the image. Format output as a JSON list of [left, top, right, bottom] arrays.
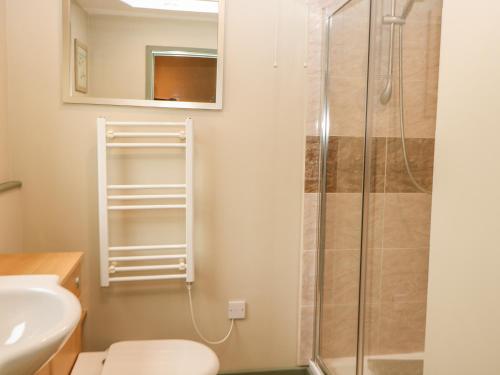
[[311, 1, 378, 374]]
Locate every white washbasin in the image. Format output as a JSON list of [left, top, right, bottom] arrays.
[[0, 275, 81, 375]]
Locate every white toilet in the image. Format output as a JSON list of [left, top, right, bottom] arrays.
[[71, 340, 219, 375]]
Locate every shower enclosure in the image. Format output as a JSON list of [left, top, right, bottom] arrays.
[[309, 0, 442, 374]]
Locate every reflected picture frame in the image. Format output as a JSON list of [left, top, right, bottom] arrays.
[[74, 39, 88, 93]]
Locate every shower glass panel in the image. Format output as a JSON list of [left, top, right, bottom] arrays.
[[314, 0, 442, 374], [361, 1, 442, 374], [316, 0, 371, 374]]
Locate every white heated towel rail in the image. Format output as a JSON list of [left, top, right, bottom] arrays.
[[97, 117, 194, 287]]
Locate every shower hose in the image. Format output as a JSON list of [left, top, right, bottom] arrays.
[[397, 26, 431, 194]]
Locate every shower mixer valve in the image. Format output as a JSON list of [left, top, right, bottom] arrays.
[[383, 15, 406, 25]]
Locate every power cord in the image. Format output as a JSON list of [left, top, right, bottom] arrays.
[[186, 283, 235, 345]]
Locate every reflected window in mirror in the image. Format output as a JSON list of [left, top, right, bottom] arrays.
[[146, 47, 217, 103]]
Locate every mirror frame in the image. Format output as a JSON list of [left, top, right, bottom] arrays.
[[62, 0, 225, 110]]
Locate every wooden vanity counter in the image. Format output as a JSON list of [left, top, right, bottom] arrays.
[[0, 252, 82, 284], [0, 251, 85, 375]]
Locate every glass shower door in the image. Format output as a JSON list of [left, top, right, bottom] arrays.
[[315, 1, 372, 374], [314, 1, 442, 374]]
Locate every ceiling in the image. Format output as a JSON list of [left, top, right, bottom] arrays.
[[75, 0, 219, 22]]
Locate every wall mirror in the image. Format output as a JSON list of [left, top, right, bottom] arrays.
[[62, 0, 225, 109]]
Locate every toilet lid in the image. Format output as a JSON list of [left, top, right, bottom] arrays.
[[101, 340, 220, 375]]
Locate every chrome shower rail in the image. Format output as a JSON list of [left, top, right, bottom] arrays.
[[0, 181, 22, 194]]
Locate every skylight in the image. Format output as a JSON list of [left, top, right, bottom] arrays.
[[120, 0, 219, 14]]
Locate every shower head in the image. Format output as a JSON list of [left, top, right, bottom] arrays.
[[380, 0, 420, 104], [401, 0, 417, 20]]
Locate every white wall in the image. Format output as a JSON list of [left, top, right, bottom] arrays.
[[5, 0, 306, 371], [0, 0, 22, 252], [0, 0, 6, 180], [424, 1, 500, 374], [88, 14, 218, 99]]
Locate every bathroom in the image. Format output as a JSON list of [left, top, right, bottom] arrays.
[[0, 0, 499, 374]]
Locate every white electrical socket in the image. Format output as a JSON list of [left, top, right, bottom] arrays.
[[228, 300, 246, 319]]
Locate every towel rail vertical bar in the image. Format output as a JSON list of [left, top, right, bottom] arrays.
[[97, 117, 110, 287], [185, 118, 195, 283]]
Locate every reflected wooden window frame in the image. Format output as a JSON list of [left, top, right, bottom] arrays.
[[145, 46, 218, 103]]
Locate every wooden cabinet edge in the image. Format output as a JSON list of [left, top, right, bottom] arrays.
[[35, 257, 85, 375], [60, 254, 83, 290]]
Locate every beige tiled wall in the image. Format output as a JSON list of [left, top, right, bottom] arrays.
[[298, 0, 442, 365], [298, 192, 319, 363]]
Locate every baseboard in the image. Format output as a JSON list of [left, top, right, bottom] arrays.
[[219, 368, 309, 375]]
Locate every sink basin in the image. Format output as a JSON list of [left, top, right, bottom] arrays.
[[0, 275, 81, 375]]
